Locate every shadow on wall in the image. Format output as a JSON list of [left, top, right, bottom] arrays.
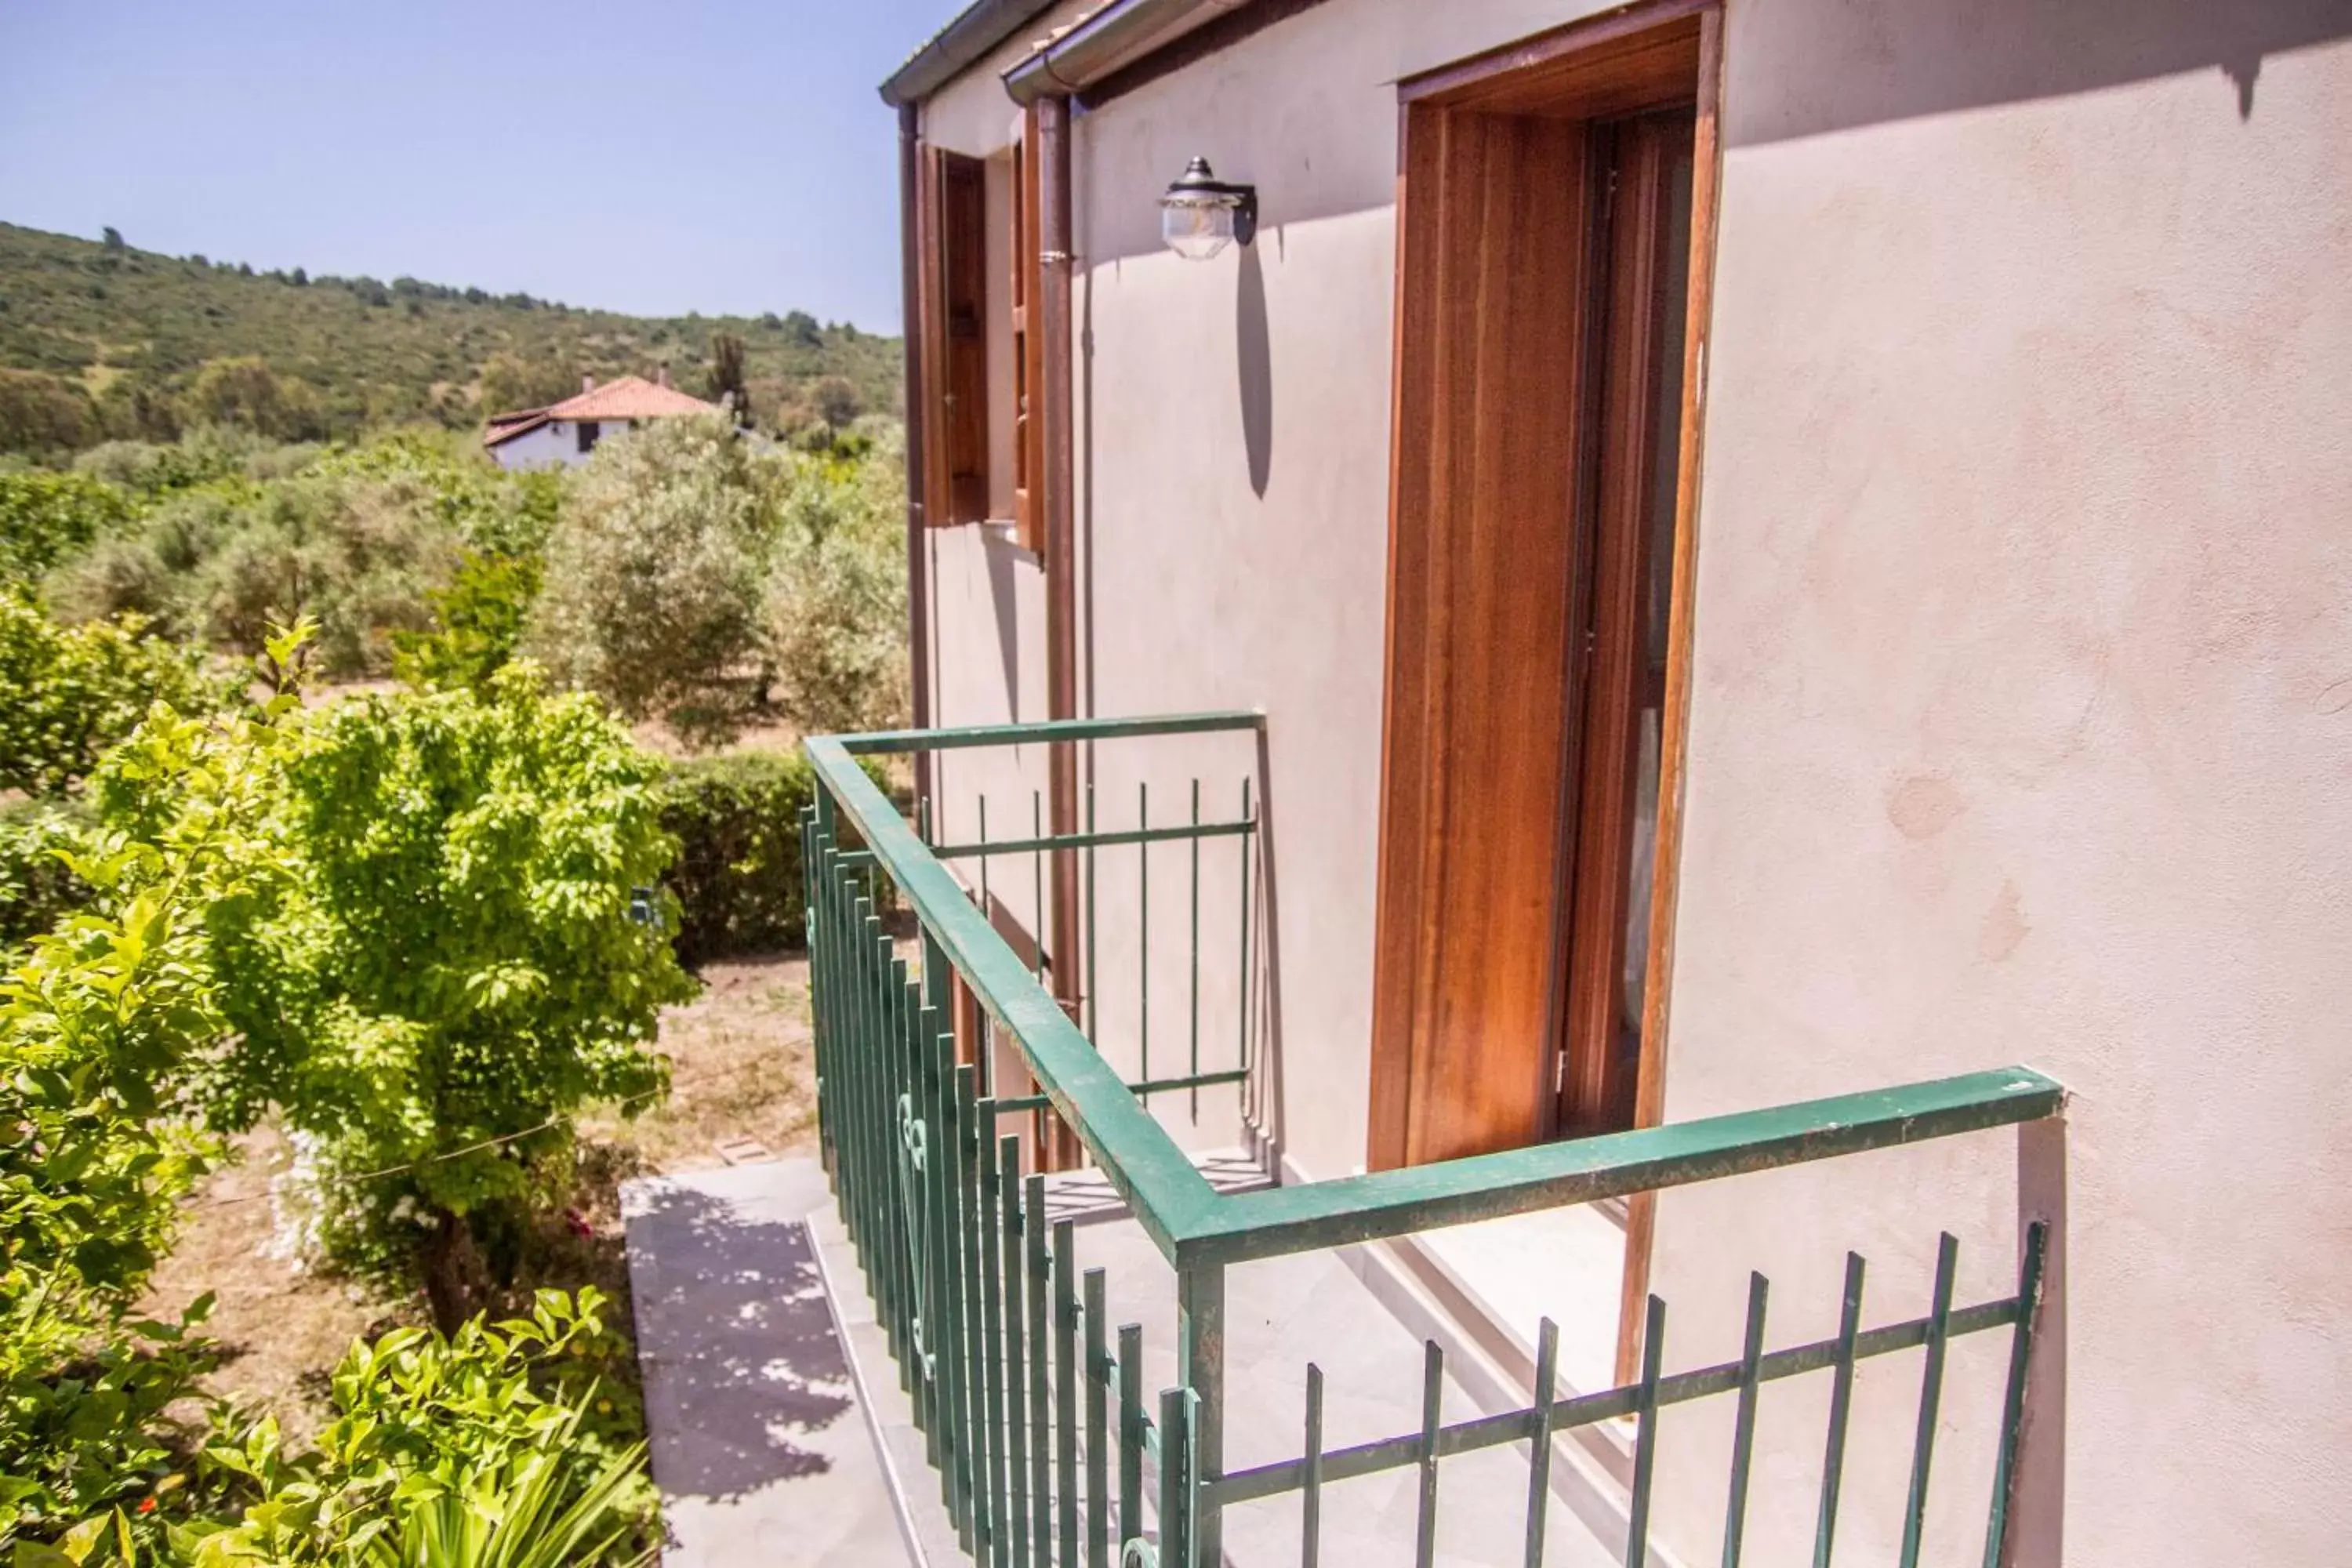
[[627, 1184, 852, 1501], [1237, 242, 1273, 498], [1727, 0, 2352, 143]]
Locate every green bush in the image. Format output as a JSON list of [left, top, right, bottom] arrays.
[[0, 591, 234, 797], [0, 666, 283, 1544], [524, 415, 772, 746], [391, 550, 542, 692], [0, 470, 140, 583], [47, 468, 462, 677], [0, 798, 94, 949], [762, 430, 909, 737], [107, 661, 691, 1326], [656, 751, 818, 967], [184, 1288, 653, 1566]]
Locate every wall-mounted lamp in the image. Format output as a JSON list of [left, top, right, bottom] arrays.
[[1160, 156, 1258, 261]]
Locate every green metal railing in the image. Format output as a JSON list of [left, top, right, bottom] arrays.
[[804, 713, 2063, 1568]]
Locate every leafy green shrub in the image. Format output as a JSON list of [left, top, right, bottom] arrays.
[[762, 431, 909, 736], [186, 1289, 653, 1566], [0, 591, 234, 797], [525, 415, 771, 746], [0, 470, 139, 583], [0, 798, 94, 948], [49, 470, 462, 677], [656, 750, 819, 967], [0, 662, 296, 1545], [111, 664, 691, 1325], [392, 550, 543, 692]]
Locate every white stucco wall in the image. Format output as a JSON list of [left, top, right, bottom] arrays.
[[913, 1, 2352, 1559], [488, 419, 579, 470], [488, 417, 642, 470]]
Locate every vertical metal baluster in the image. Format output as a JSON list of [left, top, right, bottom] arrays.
[[1002, 1138, 1030, 1568], [1900, 1234, 1962, 1568], [944, 1061, 978, 1538], [1188, 779, 1200, 1122], [1085, 782, 1097, 1041], [1982, 1221, 2049, 1568], [1627, 1296, 1668, 1567], [803, 811, 827, 1171], [979, 1107, 1009, 1568], [1026, 1174, 1051, 1566], [1301, 1364, 1325, 1568], [1722, 1274, 1770, 1568], [919, 790, 932, 847], [1032, 791, 1046, 985], [1157, 1388, 1189, 1568], [894, 968, 922, 1439], [851, 879, 880, 1260], [1523, 1319, 1559, 1568], [1237, 776, 1253, 1113], [1084, 1269, 1110, 1568], [1138, 782, 1150, 1102], [1117, 1324, 1144, 1555], [1414, 1340, 1444, 1568], [1055, 1221, 1079, 1568], [1813, 1253, 1867, 1568], [978, 795, 992, 918], [895, 956, 920, 1443]]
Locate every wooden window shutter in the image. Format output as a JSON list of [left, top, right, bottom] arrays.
[[931, 148, 990, 526], [1010, 107, 1046, 554]]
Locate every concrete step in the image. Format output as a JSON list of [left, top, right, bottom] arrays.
[[623, 1160, 916, 1566]]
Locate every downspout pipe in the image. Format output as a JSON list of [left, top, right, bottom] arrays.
[[1004, 0, 1251, 103], [897, 101, 934, 805], [1038, 94, 1083, 1169]]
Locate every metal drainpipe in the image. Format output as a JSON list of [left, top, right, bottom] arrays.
[[898, 101, 933, 808], [1040, 93, 1084, 1171]]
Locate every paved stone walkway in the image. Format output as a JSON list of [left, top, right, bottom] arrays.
[[624, 1160, 913, 1567]]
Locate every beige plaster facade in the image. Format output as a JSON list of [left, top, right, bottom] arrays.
[[906, 1, 2352, 1560]]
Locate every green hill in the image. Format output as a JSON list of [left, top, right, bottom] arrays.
[[0, 221, 902, 453]]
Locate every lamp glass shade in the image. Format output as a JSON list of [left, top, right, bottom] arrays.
[[1161, 191, 1235, 262]]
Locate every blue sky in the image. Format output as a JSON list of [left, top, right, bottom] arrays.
[[0, 0, 967, 332]]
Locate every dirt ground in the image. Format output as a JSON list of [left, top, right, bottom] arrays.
[[139, 952, 820, 1443]]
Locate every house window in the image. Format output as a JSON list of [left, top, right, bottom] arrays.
[[576, 421, 601, 455]]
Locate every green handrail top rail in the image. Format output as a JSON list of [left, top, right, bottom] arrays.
[[804, 715, 2065, 1272]]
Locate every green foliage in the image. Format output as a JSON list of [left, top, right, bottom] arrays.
[[183, 1290, 652, 1566], [0, 369, 95, 454], [525, 416, 772, 746], [704, 332, 747, 421], [0, 592, 234, 797], [392, 552, 543, 693], [763, 430, 911, 736], [187, 358, 328, 443], [47, 459, 466, 677], [0, 221, 900, 452], [0, 471, 138, 583], [0, 800, 94, 949], [113, 665, 690, 1316], [0, 653, 301, 1543], [655, 751, 820, 967]]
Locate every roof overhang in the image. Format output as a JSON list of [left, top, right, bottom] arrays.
[[879, 0, 1067, 107]]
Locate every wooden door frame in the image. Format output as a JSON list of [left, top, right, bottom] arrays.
[[1366, 0, 1726, 1385]]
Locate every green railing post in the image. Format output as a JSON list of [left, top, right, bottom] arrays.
[[1176, 1261, 1224, 1568]]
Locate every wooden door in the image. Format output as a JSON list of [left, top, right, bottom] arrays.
[[1370, 16, 1703, 1171]]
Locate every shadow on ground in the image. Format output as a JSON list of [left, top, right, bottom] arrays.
[[627, 1180, 855, 1501]]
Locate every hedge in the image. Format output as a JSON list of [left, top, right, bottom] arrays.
[[656, 750, 837, 968]]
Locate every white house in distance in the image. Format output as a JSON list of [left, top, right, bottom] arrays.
[[481, 371, 720, 470]]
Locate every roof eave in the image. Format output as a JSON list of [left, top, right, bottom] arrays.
[[880, 0, 1069, 106]]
